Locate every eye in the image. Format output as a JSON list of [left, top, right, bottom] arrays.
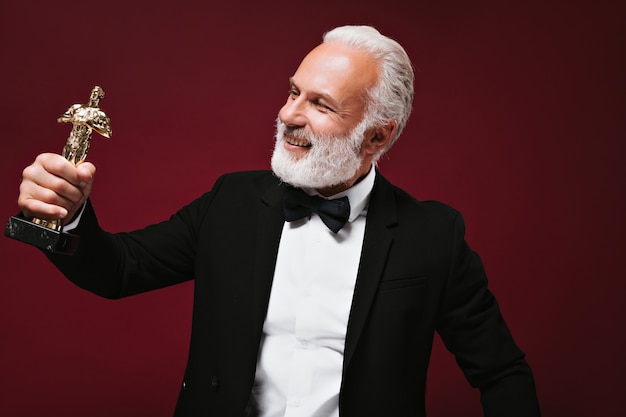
[[313, 99, 333, 113], [288, 88, 300, 99]]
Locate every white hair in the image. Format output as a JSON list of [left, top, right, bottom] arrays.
[[323, 25, 414, 157]]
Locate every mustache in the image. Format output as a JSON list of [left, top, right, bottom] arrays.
[[278, 123, 310, 141], [276, 118, 325, 144]]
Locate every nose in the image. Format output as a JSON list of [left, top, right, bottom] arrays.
[[279, 96, 307, 127]]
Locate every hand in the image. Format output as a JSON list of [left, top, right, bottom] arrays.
[[18, 153, 96, 225]]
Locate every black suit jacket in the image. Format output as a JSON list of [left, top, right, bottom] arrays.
[[48, 170, 540, 417]]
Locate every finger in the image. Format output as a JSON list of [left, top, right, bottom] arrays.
[[18, 178, 75, 215], [29, 154, 96, 204], [19, 154, 96, 221], [38, 153, 84, 185], [28, 165, 86, 205], [21, 199, 69, 220], [19, 168, 84, 221]]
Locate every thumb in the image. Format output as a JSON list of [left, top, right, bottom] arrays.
[[75, 162, 97, 201], [76, 162, 96, 187]]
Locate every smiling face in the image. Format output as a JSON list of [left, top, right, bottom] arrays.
[[271, 41, 385, 195]]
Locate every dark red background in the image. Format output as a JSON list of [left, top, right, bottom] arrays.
[[1, 1, 624, 416]]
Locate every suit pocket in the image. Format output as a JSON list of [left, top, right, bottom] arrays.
[[368, 276, 430, 349], [379, 276, 429, 291]]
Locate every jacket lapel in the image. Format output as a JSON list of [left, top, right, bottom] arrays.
[[250, 182, 286, 341], [343, 172, 397, 369]]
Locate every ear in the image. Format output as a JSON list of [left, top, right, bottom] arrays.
[[363, 120, 398, 156]]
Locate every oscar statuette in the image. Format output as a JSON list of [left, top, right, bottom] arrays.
[[4, 86, 112, 254]]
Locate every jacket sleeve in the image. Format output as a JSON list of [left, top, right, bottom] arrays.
[[44, 177, 225, 299], [436, 212, 541, 416]]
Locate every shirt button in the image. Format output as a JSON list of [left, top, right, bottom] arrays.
[[300, 340, 309, 349]]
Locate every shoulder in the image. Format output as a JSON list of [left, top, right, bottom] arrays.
[[172, 170, 282, 227], [370, 172, 469, 264], [215, 170, 280, 188], [190, 170, 283, 211], [218, 170, 277, 182], [205, 170, 282, 199], [373, 172, 461, 227]]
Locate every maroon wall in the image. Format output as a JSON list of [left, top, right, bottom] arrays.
[[1, 1, 624, 416]]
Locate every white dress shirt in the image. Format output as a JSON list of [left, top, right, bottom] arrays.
[[253, 166, 376, 417]]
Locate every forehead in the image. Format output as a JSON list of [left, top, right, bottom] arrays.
[[291, 42, 379, 105]]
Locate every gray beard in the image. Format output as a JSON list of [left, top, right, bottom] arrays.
[[271, 117, 368, 191]]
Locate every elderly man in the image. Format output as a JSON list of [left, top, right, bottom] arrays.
[[16, 26, 540, 416]]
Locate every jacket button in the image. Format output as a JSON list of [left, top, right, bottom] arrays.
[[211, 376, 220, 391]]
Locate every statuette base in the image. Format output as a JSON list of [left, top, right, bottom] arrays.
[[5, 215, 79, 255]]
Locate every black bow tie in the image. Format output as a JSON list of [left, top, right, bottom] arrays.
[[283, 187, 351, 233]]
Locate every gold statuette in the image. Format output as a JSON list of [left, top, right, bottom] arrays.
[[5, 86, 112, 254]]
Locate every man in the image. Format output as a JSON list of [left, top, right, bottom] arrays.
[[16, 26, 540, 416]]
